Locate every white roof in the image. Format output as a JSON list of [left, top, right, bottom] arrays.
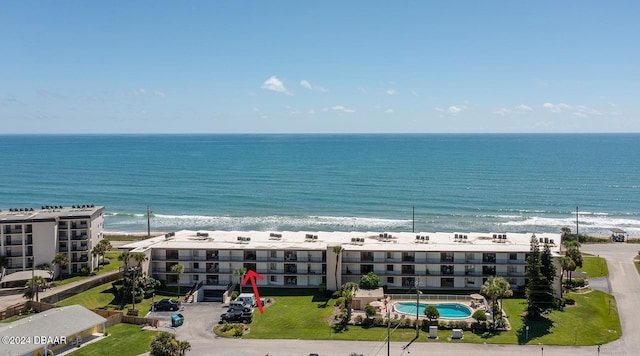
[[123, 230, 561, 253]]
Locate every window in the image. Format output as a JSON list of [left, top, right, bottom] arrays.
[[361, 264, 374, 274], [270, 250, 278, 258], [269, 263, 277, 271], [193, 262, 199, 270], [509, 253, 518, 261], [466, 277, 475, 285], [387, 252, 394, 260], [508, 265, 518, 274], [465, 252, 474, 261], [440, 252, 454, 262], [192, 250, 199, 257], [192, 274, 199, 281], [270, 275, 277, 282], [361, 251, 374, 262], [387, 264, 394, 272], [387, 277, 394, 284], [402, 252, 415, 262]]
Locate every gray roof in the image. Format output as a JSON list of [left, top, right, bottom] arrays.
[[0, 305, 106, 356], [0, 270, 53, 284]]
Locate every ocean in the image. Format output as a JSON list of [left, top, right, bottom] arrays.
[[1, 134, 639, 236]]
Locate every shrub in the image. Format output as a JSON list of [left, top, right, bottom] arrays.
[[233, 324, 244, 337], [231, 291, 239, 300], [334, 297, 345, 308], [221, 322, 233, 332], [373, 317, 385, 326], [358, 272, 381, 290], [101, 258, 111, 265], [563, 295, 576, 305], [354, 315, 364, 325], [364, 304, 377, 318], [80, 266, 91, 276], [424, 305, 440, 321]]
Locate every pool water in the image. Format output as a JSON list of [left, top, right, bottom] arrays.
[[394, 302, 472, 319]]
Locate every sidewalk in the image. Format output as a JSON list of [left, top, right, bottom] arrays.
[[0, 270, 121, 310]]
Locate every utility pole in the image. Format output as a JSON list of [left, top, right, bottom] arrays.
[[575, 206, 579, 237], [147, 205, 151, 238], [412, 206, 415, 233]]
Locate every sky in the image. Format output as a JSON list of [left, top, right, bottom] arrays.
[[1, 1, 639, 134]]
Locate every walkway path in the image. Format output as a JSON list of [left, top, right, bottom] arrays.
[[0, 270, 120, 309]]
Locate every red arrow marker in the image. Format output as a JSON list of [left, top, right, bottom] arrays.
[[242, 270, 265, 314]]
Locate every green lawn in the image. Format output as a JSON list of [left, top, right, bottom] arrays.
[[51, 251, 124, 288], [57, 281, 175, 314], [67, 323, 159, 356], [245, 291, 620, 345], [577, 255, 609, 278]]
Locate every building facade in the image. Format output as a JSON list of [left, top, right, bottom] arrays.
[[0, 205, 105, 277], [124, 230, 562, 298]]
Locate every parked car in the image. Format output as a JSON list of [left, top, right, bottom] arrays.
[[228, 301, 252, 312], [152, 298, 181, 311], [220, 310, 253, 324]]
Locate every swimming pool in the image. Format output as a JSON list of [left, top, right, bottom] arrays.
[[394, 302, 472, 319]]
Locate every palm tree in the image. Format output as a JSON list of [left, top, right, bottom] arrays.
[[91, 243, 106, 272], [132, 252, 149, 269], [51, 253, 68, 280], [233, 267, 247, 293], [171, 263, 184, 296], [98, 239, 112, 268], [332, 245, 344, 291], [341, 282, 359, 320], [118, 251, 131, 271]]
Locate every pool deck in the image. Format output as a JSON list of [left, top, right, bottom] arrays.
[[354, 294, 496, 324]]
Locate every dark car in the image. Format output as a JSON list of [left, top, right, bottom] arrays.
[[152, 298, 181, 311], [220, 310, 253, 324]]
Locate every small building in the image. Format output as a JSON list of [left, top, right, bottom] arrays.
[[0, 304, 107, 356], [351, 287, 385, 310], [611, 228, 627, 242]]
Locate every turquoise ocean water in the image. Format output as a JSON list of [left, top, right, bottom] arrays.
[[1, 134, 639, 235]]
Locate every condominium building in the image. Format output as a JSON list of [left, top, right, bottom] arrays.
[[0, 205, 105, 278], [123, 230, 562, 300]]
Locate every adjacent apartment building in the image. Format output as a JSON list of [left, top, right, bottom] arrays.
[[0, 205, 105, 278], [123, 230, 562, 300]]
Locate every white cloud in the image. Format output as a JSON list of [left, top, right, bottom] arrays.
[[290, 108, 316, 115], [386, 89, 397, 96], [543, 102, 571, 113], [435, 105, 466, 115], [332, 105, 356, 113], [385, 109, 394, 114], [153, 91, 166, 98], [493, 104, 533, 115], [128, 88, 146, 96], [262, 76, 291, 95], [300, 80, 326, 92], [357, 87, 368, 95]]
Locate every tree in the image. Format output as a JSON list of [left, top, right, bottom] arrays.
[[149, 332, 191, 356], [358, 272, 381, 290], [565, 245, 583, 282], [481, 276, 512, 313], [51, 253, 69, 279], [341, 282, 359, 321], [133, 252, 149, 268], [525, 235, 556, 319], [472, 309, 487, 328], [97, 239, 112, 268], [118, 251, 131, 271], [332, 245, 344, 291], [561, 256, 577, 283], [91, 243, 106, 272], [171, 264, 184, 296], [232, 267, 247, 293], [424, 305, 439, 322], [364, 304, 377, 319]]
